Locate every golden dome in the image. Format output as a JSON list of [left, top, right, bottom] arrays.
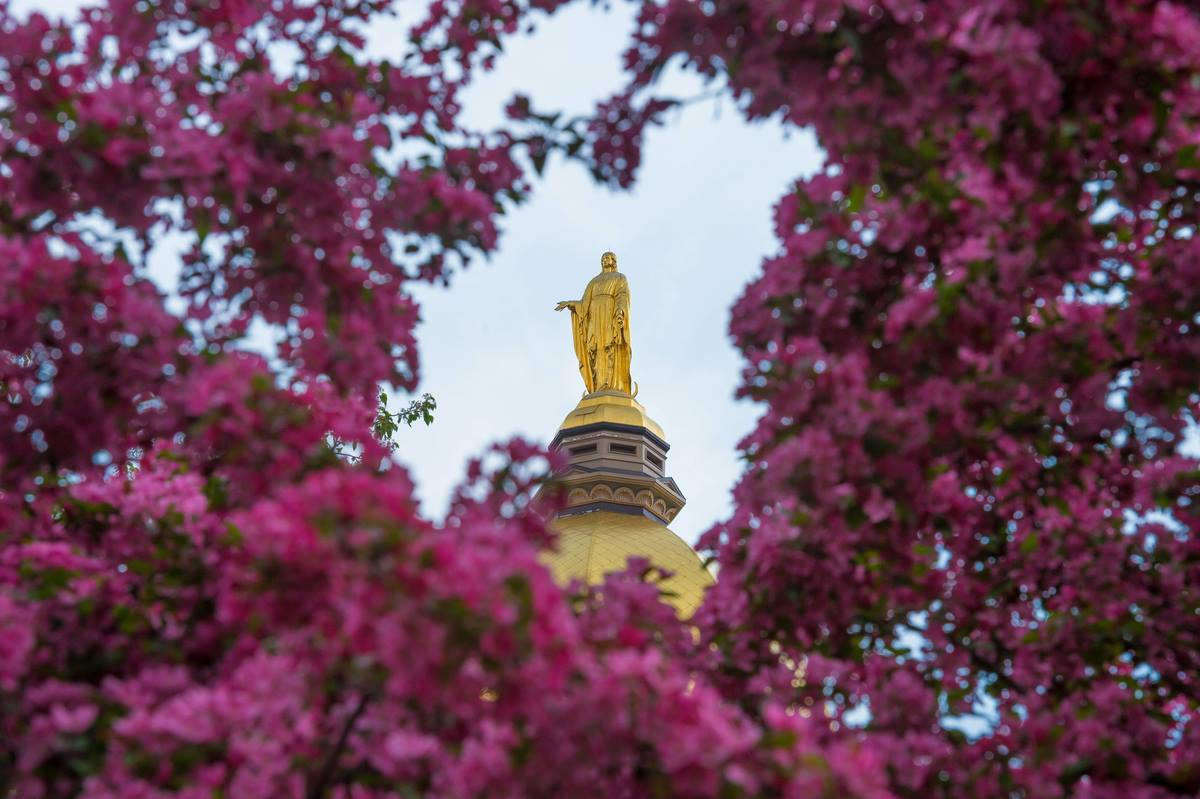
[[544, 510, 713, 617], [558, 391, 666, 442]]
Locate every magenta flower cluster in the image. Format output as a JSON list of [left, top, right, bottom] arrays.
[[607, 0, 1200, 795], [3, 0, 1198, 796], [0, 0, 887, 796]]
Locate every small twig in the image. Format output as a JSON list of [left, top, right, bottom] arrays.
[[307, 692, 372, 799]]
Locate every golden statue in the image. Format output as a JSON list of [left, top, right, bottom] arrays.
[[555, 251, 633, 394]]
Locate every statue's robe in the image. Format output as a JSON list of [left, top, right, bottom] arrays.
[[570, 270, 631, 394]]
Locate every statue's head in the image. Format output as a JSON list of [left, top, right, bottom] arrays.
[[601, 251, 618, 271]]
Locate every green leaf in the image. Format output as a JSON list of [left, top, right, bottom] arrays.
[[845, 183, 866, 213]]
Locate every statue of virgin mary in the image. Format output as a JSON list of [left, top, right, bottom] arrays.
[[554, 251, 632, 395]]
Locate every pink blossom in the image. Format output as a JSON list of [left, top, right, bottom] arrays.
[[3, 0, 1195, 796]]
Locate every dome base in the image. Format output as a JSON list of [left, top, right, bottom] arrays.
[[544, 510, 713, 617]]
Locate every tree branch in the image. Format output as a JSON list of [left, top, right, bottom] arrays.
[[307, 692, 372, 799]]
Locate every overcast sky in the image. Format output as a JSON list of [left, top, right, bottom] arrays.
[[381, 5, 822, 539], [18, 0, 824, 542]]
